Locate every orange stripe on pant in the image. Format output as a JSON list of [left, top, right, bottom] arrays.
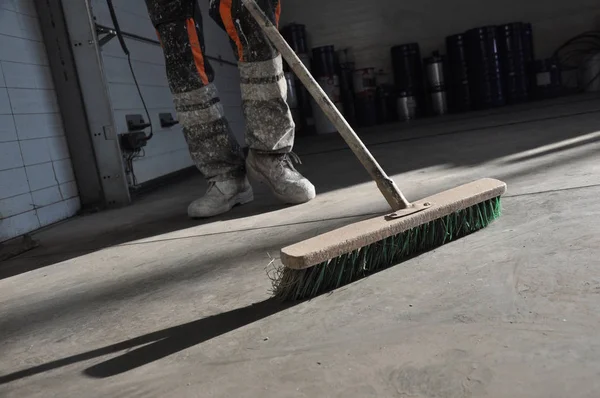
[[155, 29, 162, 47], [275, 1, 281, 27], [186, 18, 209, 85], [219, 0, 244, 62]]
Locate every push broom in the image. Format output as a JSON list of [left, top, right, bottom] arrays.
[[243, 0, 507, 301]]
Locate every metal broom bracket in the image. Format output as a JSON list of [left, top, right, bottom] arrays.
[[384, 202, 432, 220]]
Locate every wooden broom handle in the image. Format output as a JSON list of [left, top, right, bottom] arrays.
[[242, 0, 411, 211]]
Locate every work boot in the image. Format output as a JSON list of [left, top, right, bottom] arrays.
[[246, 150, 316, 204], [188, 176, 254, 218]]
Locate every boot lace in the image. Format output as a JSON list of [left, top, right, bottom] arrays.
[[281, 152, 302, 172]]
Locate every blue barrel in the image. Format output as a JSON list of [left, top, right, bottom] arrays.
[[465, 26, 506, 109]]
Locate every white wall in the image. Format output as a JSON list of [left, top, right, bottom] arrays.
[[280, 0, 600, 74], [0, 0, 80, 242], [91, 0, 246, 185]]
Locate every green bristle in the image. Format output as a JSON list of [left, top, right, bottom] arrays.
[[272, 197, 502, 301]]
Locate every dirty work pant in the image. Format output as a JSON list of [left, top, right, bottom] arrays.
[[144, 0, 294, 182]]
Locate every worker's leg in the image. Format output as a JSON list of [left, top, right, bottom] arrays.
[[209, 0, 315, 204], [146, 0, 253, 217]]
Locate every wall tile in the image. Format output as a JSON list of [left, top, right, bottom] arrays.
[[0, 35, 47, 65], [14, 113, 64, 139], [0, 88, 11, 115], [19, 138, 51, 166], [0, 141, 24, 171], [59, 181, 78, 200], [0, 210, 40, 242], [65, 196, 81, 216], [0, 62, 5, 87], [0, 115, 17, 142], [31, 185, 62, 208], [52, 159, 74, 184], [7, 88, 59, 114], [0, 167, 29, 199], [1, 62, 53, 89], [0, 6, 81, 242], [36, 200, 72, 227], [0, 192, 34, 219], [0, 0, 38, 17], [0, 10, 23, 39], [18, 136, 71, 166], [0, 10, 40, 41], [47, 136, 70, 160], [16, 11, 42, 41], [25, 162, 56, 191]]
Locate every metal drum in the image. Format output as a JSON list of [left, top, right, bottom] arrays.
[[353, 68, 376, 95], [391, 43, 425, 117], [446, 33, 472, 113], [338, 48, 357, 126], [310, 46, 344, 134], [281, 23, 308, 54], [496, 22, 531, 103], [465, 26, 506, 109], [397, 90, 418, 121], [312, 75, 344, 134], [353, 67, 377, 127], [424, 51, 448, 116], [533, 57, 562, 99]]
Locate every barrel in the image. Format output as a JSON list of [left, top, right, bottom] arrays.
[[391, 43, 425, 116], [280, 24, 313, 135], [353, 68, 377, 95], [339, 66, 357, 126], [496, 22, 530, 103], [289, 53, 314, 135], [446, 33, 472, 113], [312, 45, 337, 78], [284, 72, 303, 133], [424, 51, 448, 116], [355, 90, 378, 127], [281, 23, 308, 54], [311, 75, 344, 134], [521, 23, 536, 95], [338, 49, 357, 126], [533, 57, 562, 99], [581, 52, 600, 92], [397, 90, 418, 121], [376, 84, 398, 124], [311, 45, 344, 134], [465, 26, 505, 109]]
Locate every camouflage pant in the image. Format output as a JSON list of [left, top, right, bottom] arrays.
[[145, 0, 294, 182]]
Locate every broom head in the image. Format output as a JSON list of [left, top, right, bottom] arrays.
[[272, 178, 507, 301]]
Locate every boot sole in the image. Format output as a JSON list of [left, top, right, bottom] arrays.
[[246, 159, 315, 205]]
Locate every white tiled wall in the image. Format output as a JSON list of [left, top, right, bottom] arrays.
[[281, 0, 600, 73], [91, 0, 246, 185], [0, 0, 80, 242]]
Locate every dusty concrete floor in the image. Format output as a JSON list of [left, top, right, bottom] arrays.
[[1, 94, 600, 397]]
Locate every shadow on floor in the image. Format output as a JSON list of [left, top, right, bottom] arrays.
[[0, 298, 293, 385], [2, 96, 599, 280], [1, 97, 600, 386], [0, 188, 286, 280]]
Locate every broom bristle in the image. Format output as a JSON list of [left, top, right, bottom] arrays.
[[271, 197, 502, 301]]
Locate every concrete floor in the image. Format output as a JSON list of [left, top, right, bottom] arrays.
[[1, 94, 600, 397]]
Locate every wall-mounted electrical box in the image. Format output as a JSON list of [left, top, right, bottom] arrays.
[[121, 114, 151, 152], [159, 112, 179, 128], [126, 114, 151, 132], [120, 132, 148, 152]]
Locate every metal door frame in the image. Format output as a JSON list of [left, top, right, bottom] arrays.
[[34, 0, 131, 209]]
